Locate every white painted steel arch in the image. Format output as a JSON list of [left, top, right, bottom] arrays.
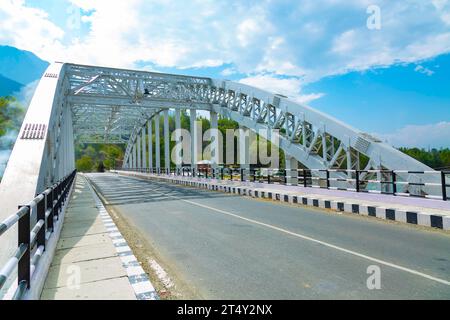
[[0, 62, 434, 274]]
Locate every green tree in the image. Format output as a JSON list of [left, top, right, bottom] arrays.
[[399, 147, 450, 169], [76, 155, 94, 172], [0, 96, 25, 143]]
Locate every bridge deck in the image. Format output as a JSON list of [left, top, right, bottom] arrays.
[[87, 172, 450, 299], [40, 175, 137, 300]]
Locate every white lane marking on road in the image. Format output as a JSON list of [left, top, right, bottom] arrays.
[[144, 183, 450, 287]]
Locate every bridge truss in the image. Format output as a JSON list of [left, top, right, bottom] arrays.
[[0, 62, 434, 277]]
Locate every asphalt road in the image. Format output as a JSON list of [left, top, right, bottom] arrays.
[[87, 173, 450, 299]]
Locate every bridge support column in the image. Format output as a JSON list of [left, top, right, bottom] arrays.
[[175, 109, 182, 171], [239, 126, 250, 181], [210, 111, 219, 173], [137, 134, 141, 169], [164, 109, 170, 174], [285, 156, 298, 186], [141, 127, 147, 169], [155, 113, 161, 173], [148, 120, 153, 170], [190, 109, 198, 174]]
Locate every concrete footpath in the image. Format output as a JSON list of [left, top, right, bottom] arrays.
[[41, 175, 145, 300], [115, 170, 450, 231]]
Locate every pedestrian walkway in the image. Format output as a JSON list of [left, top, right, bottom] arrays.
[[40, 175, 137, 300]]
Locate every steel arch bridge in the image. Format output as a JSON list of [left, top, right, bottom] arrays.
[[0, 62, 433, 227]]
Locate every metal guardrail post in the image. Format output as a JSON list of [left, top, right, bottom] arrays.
[[53, 187, 59, 220], [326, 170, 330, 189], [47, 189, 54, 232], [442, 171, 447, 201], [18, 205, 31, 290], [303, 169, 307, 187], [36, 196, 46, 249], [240, 169, 244, 182], [392, 171, 397, 195], [355, 170, 360, 193]]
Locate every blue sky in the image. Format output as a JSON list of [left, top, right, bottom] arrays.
[[0, 0, 449, 147]]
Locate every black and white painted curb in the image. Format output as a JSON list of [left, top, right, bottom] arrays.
[[119, 172, 450, 231], [85, 177, 158, 300]]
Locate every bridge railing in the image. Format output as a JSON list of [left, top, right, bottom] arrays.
[[0, 169, 77, 300], [123, 167, 450, 201], [123, 167, 449, 201]]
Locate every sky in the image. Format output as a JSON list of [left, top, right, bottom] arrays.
[[0, 0, 449, 148]]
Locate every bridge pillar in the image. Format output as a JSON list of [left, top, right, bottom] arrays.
[[164, 110, 170, 173], [190, 109, 198, 174], [141, 127, 147, 169], [137, 134, 141, 169], [175, 109, 182, 171], [239, 126, 250, 181], [148, 120, 153, 170], [210, 111, 219, 171], [285, 156, 299, 186], [155, 113, 161, 173]]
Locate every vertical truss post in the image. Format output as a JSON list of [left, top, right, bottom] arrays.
[[142, 126, 147, 169], [137, 134, 141, 169], [148, 120, 153, 170], [210, 111, 219, 170], [155, 113, 161, 172], [175, 109, 182, 170], [164, 110, 170, 172], [190, 109, 197, 174], [239, 126, 250, 181], [321, 124, 327, 162], [133, 144, 137, 168]]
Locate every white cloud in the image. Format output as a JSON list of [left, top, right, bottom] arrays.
[[220, 67, 237, 77], [374, 122, 450, 148], [414, 65, 434, 76], [1, 0, 449, 79], [0, 0, 64, 60], [239, 74, 324, 104], [432, 0, 450, 25], [1, 0, 450, 108]]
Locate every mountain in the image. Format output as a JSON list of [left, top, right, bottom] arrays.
[[0, 74, 23, 96], [0, 45, 49, 86]]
